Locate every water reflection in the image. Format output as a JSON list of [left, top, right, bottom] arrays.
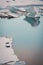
[[24, 16, 40, 26]]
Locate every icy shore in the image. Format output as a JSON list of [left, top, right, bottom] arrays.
[[0, 0, 43, 8]]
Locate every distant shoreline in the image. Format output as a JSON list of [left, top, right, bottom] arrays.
[[0, 4, 43, 8], [0, 0, 43, 8], [0, 4, 42, 9], [14, 4, 43, 8]]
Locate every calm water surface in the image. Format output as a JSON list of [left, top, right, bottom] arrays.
[[0, 15, 43, 64]]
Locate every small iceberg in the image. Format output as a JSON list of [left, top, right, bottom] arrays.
[[14, 61, 26, 65], [0, 7, 26, 19], [0, 37, 26, 65], [39, 7, 43, 16], [0, 37, 19, 64], [8, 6, 26, 16], [0, 9, 20, 18], [25, 7, 40, 26], [26, 7, 40, 20]]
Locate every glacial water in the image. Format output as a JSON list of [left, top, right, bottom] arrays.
[[0, 15, 43, 64], [0, 15, 43, 45]]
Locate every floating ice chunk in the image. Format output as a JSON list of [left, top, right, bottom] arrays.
[[14, 61, 26, 65], [0, 37, 19, 64], [39, 6, 43, 16], [24, 7, 40, 26]]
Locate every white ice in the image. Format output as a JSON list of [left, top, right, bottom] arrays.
[[0, 37, 19, 64]]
